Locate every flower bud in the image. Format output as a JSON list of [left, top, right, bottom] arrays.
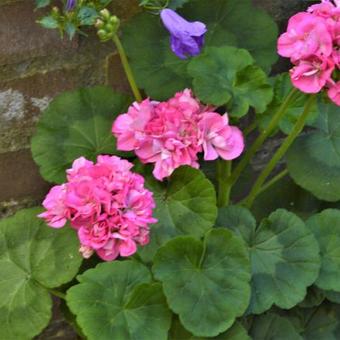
[[100, 9, 111, 19]]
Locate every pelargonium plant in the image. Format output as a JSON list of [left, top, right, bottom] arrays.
[[1, 0, 340, 339]]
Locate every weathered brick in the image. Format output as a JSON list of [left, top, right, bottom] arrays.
[[0, 1, 77, 66], [0, 62, 108, 152], [0, 149, 50, 202]]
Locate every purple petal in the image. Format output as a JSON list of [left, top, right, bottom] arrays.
[[66, 0, 76, 11], [160, 9, 207, 59]]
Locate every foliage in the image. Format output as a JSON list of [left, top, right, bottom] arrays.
[[5, 0, 340, 338]]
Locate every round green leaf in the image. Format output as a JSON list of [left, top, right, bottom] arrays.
[[324, 290, 340, 304], [216, 205, 256, 244], [230, 209, 319, 314], [307, 209, 340, 292], [286, 304, 340, 339], [287, 102, 340, 201], [0, 208, 82, 340], [67, 261, 171, 340], [31, 86, 131, 183], [139, 166, 217, 263], [169, 318, 250, 340], [249, 209, 320, 314], [122, 0, 278, 100], [257, 73, 319, 134], [188, 46, 273, 116], [153, 228, 251, 337], [250, 313, 302, 340], [298, 286, 325, 308]]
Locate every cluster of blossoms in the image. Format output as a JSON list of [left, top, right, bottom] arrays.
[[112, 89, 244, 181], [278, 0, 340, 105], [38, 155, 157, 261]]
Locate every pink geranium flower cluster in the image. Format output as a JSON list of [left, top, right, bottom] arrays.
[[38, 156, 157, 261], [277, 0, 340, 105], [112, 89, 244, 180]]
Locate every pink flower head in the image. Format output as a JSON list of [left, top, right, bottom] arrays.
[[278, 2, 339, 98], [328, 81, 340, 105], [278, 13, 333, 61], [199, 113, 244, 161], [38, 156, 157, 261], [112, 89, 245, 180], [290, 56, 335, 93]]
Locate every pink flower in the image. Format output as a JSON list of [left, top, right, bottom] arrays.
[[328, 81, 340, 105], [112, 89, 245, 181], [199, 113, 244, 161], [278, 13, 333, 61], [38, 185, 69, 228], [38, 156, 157, 261], [290, 56, 335, 93], [308, 0, 336, 18]]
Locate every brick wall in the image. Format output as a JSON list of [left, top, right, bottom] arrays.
[[0, 0, 139, 218]]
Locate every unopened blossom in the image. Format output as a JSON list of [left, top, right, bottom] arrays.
[[113, 89, 245, 180], [39, 155, 157, 261], [160, 9, 207, 59]]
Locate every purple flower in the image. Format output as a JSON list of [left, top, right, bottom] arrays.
[[66, 0, 76, 11], [160, 9, 207, 59]]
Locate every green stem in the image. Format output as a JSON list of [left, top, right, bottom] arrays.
[[217, 160, 232, 207], [244, 95, 316, 208], [112, 34, 142, 102], [243, 121, 257, 137], [257, 168, 288, 196], [238, 168, 288, 205], [227, 88, 298, 188], [49, 289, 67, 300]]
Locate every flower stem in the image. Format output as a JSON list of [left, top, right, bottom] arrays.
[[112, 34, 143, 102], [49, 289, 67, 300], [217, 160, 232, 207], [243, 95, 316, 208], [238, 168, 288, 205], [227, 88, 298, 188]]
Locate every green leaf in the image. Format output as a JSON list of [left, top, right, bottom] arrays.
[[169, 318, 250, 340], [65, 22, 77, 40], [307, 209, 340, 292], [324, 290, 340, 304], [153, 228, 251, 337], [287, 102, 340, 201], [77, 7, 98, 25], [188, 46, 273, 116], [35, 0, 51, 8], [298, 286, 325, 308], [168, 0, 191, 9], [31, 86, 131, 184], [286, 304, 340, 339], [218, 208, 320, 314], [251, 175, 322, 222], [67, 261, 171, 340], [38, 16, 59, 29], [0, 208, 82, 340], [250, 313, 302, 340], [122, 0, 278, 100], [216, 205, 256, 244], [139, 166, 217, 263], [257, 73, 319, 134]]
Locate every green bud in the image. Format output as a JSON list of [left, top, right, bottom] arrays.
[[105, 23, 114, 32], [95, 19, 104, 29], [100, 9, 111, 19]]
